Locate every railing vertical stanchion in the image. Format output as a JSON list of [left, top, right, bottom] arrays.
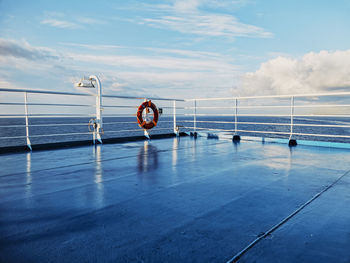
[[233, 98, 240, 141], [234, 98, 238, 134], [143, 98, 150, 139], [290, 96, 294, 139], [24, 92, 32, 151], [288, 96, 297, 146], [173, 100, 178, 136], [193, 99, 197, 135]]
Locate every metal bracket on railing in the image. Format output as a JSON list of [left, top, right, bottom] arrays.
[[144, 129, 150, 139], [89, 118, 104, 145], [89, 118, 98, 144], [175, 125, 182, 134], [142, 98, 151, 140]]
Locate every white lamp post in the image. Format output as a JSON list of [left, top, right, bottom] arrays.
[[75, 75, 103, 144]]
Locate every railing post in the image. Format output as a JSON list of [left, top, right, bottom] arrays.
[[289, 96, 297, 146], [143, 98, 150, 139], [24, 92, 32, 151], [290, 96, 294, 138], [234, 98, 238, 134], [193, 99, 197, 136], [233, 98, 240, 141], [173, 100, 179, 136]]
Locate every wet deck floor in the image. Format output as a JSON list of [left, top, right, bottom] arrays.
[[0, 136, 349, 263]]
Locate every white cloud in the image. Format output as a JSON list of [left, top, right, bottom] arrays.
[[61, 43, 224, 59], [174, 0, 200, 13], [141, 47, 223, 59], [40, 12, 107, 30], [131, 0, 272, 39], [143, 14, 271, 38], [68, 52, 236, 72], [61, 43, 123, 51], [240, 50, 350, 96], [75, 17, 106, 25], [41, 19, 81, 29]]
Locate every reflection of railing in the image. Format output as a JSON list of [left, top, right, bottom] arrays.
[[1, 86, 349, 150], [183, 92, 350, 145]]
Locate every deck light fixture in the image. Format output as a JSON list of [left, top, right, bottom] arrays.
[[75, 75, 103, 144]]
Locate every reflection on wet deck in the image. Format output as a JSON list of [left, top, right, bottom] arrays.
[[0, 137, 349, 262]]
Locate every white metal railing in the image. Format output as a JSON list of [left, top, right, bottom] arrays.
[[0, 81, 349, 150], [0, 83, 185, 149], [182, 92, 350, 144]]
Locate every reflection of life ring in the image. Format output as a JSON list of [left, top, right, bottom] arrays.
[[137, 143, 158, 173], [137, 100, 159, 130]]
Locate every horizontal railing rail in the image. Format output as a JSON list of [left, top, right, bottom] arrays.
[[185, 104, 350, 109], [1, 83, 349, 150], [185, 91, 350, 101], [184, 92, 350, 145], [0, 88, 185, 101], [0, 86, 185, 149]]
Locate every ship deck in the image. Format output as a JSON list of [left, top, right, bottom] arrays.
[[0, 136, 350, 263]]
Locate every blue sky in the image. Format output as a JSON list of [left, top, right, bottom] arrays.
[[1, 0, 350, 99]]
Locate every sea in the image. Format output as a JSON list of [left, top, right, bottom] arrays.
[[0, 116, 349, 148]]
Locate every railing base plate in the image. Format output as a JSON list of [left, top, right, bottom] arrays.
[[233, 135, 241, 142], [289, 139, 298, 146]]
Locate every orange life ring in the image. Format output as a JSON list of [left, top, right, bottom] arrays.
[[136, 100, 159, 130]]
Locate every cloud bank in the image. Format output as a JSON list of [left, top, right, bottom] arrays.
[[0, 38, 237, 98], [240, 50, 350, 96], [2, 38, 350, 99]]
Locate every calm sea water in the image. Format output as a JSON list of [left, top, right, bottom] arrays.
[[0, 116, 349, 147]]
